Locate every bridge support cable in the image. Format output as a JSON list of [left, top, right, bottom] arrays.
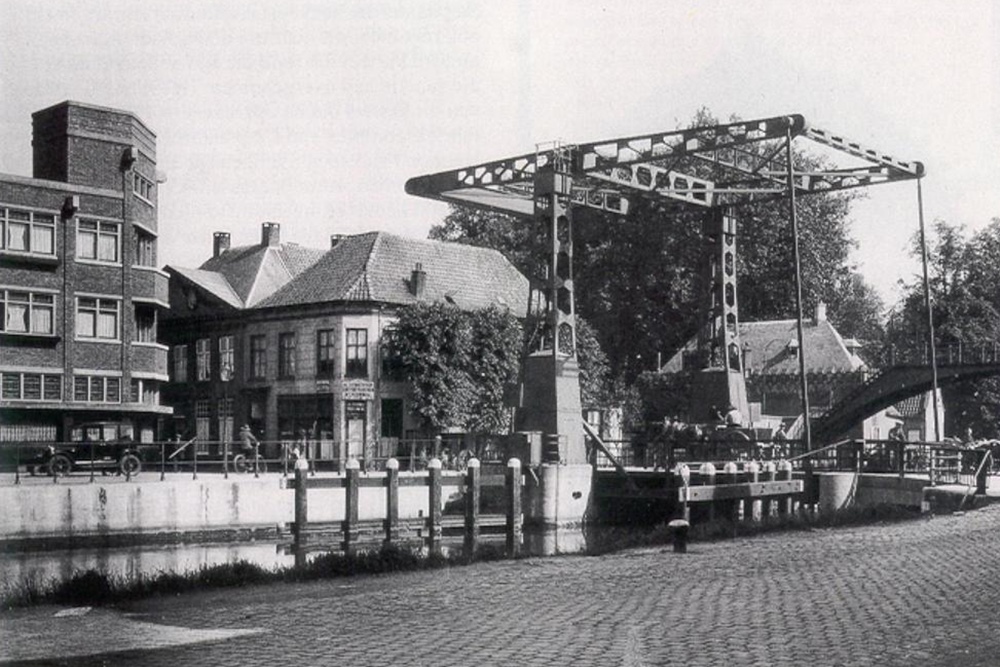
[[917, 177, 941, 441], [786, 128, 812, 451]]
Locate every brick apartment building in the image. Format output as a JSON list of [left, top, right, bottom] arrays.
[[161, 226, 528, 463], [0, 101, 171, 443]]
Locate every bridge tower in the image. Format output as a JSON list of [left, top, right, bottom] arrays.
[[692, 207, 749, 422]]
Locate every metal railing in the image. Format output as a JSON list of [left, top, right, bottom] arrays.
[[0, 436, 502, 484]]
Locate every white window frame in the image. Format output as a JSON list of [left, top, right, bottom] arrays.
[[0, 372, 62, 401], [77, 219, 121, 264], [132, 172, 155, 203], [76, 296, 120, 341], [0, 207, 56, 256], [73, 375, 122, 404], [1, 289, 55, 335]]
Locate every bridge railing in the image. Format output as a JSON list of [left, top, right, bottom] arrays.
[[875, 341, 1000, 368]]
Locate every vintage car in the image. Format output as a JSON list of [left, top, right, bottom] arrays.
[[42, 421, 146, 477]]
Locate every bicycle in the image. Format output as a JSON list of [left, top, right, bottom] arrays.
[[232, 445, 268, 474]]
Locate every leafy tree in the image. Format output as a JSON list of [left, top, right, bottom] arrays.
[[888, 218, 1000, 439], [388, 302, 522, 434]]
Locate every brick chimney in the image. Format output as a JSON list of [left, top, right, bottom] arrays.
[[410, 262, 427, 298], [213, 232, 231, 258], [261, 222, 280, 247], [330, 234, 345, 249]]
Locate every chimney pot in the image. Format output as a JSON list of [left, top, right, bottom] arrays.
[[330, 234, 345, 249], [262, 222, 280, 247], [410, 262, 427, 298], [213, 232, 231, 258]]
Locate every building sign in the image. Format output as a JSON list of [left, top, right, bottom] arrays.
[[342, 380, 375, 401]]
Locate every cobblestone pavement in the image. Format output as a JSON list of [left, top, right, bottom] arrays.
[[5, 504, 1000, 666]]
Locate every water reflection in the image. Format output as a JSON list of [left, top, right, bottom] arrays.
[[0, 527, 590, 593]]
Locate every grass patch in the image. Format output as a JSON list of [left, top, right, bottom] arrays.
[[0, 541, 512, 610]]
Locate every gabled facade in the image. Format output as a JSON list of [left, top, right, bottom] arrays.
[[161, 226, 528, 464], [0, 101, 171, 444]]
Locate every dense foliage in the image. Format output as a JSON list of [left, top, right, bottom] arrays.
[[388, 302, 522, 434], [886, 218, 1000, 439]]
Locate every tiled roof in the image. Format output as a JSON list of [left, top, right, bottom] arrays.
[[169, 232, 528, 316], [662, 316, 865, 375], [168, 266, 243, 308], [892, 394, 925, 418], [257, 232, 529, 314], [196, 243, 326, 307], [740, 319, 865, 375]]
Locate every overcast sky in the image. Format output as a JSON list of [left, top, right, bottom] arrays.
[[2, 0, 997, 306]]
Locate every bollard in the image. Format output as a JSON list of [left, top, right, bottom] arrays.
[[744, 461, 760, 522], [699, 462, 717, 523], [464, 458, 481, 557], [722, 461, 740, 523], [385, 458, 400, 545], [427, 458, 443, 556], [506, 458, 522, 557], [762, 461, 777, 519], [668, 518, 690, 553], [675, 463, 691, 522], [777, 460, 794, 516], [344, 458, 360, 555]]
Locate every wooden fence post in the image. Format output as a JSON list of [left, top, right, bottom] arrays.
[[762, 461, 776, 519], [699, 462, 716, 524], [293, 457, 309, 567], [428, 458, 442, 556], [385, 458, 399, 545], [722, 461, 740, 523], [344, 458, 360, 556], [464, 458, 481, 557], [777, 460, 793, 516], [744, 461, 760, 522], [506, 458, 522, 557]]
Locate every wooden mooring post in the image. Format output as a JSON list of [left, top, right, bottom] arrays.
[[743, 461, 760, 522], [464, 458, 481, 556], [288, 456, 523, 559], [506, 458, 522, 558]]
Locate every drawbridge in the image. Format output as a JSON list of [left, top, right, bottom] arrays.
[[406, 114, 925, 460], [814, 345, 1000, 443]]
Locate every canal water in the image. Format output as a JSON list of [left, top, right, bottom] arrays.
[[0, 528, 590, 597]]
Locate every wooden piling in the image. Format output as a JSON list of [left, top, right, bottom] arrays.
[[428, 458, 443, 555], [777, 460, 793, 516], [744, 461, 760, 521], [464, 458, 481, 557], [344, 459, 360, 555], [385, 458, 399, 545], [699, 462, 717, 523], [762, 461, 777, 518], [722, 461, 740, 523], [506, 458, 522, 557]]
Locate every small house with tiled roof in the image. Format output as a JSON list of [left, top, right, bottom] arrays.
[[161, 223, 528, 464], [662, 303, 941, 440]]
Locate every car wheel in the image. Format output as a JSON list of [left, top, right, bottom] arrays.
[[119, 453, 141, 477], [48, 454, 72, 477]]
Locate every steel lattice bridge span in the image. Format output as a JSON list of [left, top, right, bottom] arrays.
[[406, 114, 928, 525]]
